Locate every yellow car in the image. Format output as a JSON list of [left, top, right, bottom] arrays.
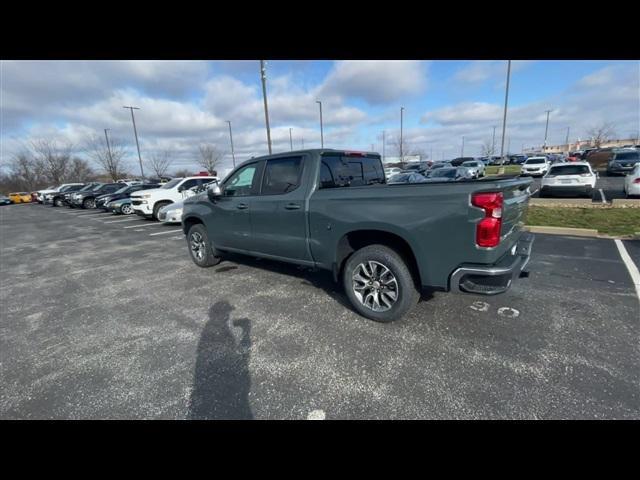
[[8, 192, 32, 203]]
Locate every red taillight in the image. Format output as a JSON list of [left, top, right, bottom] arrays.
[[634, 178, 640, 184], [472, 192, 503, 248], [344, 151, 366, 157]]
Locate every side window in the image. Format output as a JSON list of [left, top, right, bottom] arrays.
[[261, 157, 302, 195], [319, 155, 385, 189], [224, 164, 258, 197], [180, 179, 199, 191]]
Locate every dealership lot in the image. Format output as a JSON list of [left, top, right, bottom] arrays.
[[0, 203, 638, 419]]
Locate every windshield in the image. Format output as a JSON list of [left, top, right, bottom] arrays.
[[526, 158, 546, 164], [91, 184, 104, 191], [79, 184, 95, 191], [432, 169, 457, 178], [161, 178, 182, 189], [550, 165, 590, 175], [463, 162, 478, 167], [114, 186, 130, 194], [615, 152, 640, 161]]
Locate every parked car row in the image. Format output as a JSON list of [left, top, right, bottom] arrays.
[[36, 174, 218, 225]]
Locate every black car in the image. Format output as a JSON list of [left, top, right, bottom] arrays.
[[49, 184, 91, 207], [607, 150, 640, 176], [95, 183, 160, 210], [67, 183, 122, 209], [400, 163, 428, 175], [450, 157, 476, 167]]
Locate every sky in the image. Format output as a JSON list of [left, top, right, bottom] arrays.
[[1, 60, 639, 178]]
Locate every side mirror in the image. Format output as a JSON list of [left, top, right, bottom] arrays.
[[207, 182, 222, 201]]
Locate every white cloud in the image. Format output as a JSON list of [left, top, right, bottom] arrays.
[[319, 60, 427, 104]]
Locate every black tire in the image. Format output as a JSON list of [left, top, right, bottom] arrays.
[[153, 201, 171, 221], [83, 197, 95, 209], [187, 224, 221, 268], [585, 187, 593, 199], [342, 244, 419, 323], [53, 197, 63, 207]]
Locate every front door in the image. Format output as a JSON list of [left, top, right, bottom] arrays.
[[207, 162, 263, 252]]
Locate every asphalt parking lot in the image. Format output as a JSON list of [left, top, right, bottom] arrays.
[[1, 203, 639, 419], [526, 173, 626, 202]]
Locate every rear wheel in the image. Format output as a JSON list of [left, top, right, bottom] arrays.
[[342, 244, 419, 323], [83, 197, 96, 209], [53, 197, 63, 207], [187, 224, 221, 268]]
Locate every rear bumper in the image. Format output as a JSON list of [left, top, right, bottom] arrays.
[[541, 184, 592, 195], [449, 233, 534, 295]]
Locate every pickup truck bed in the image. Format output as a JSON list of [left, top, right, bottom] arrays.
[[182, 149, 533, 322]]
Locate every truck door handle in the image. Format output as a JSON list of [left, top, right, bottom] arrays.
[[236, 203, 249, 210], [284, 203, 301, 210]]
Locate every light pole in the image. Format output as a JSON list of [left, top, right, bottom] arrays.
[[382, 130, 386, 164], [316, 100, 324, 148], [499, 60, 512, 170], [400, 107, 404, 168], [226, 121, 236, 168], [260, 60, 272, 154], [543, 109, 552, 148], [461, 136, 465, 157], [104, 128, 113, 164], [289, 128, 293, 151], [123, 105, 144, 178], [565, 126, 570, 150], [302, 137, 304, 149], [492, 125, 497, 155]]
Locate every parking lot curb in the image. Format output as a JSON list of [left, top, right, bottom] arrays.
[[524, 225, 600, 237]]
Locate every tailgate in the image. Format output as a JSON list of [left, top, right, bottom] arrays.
[[500, 180, 531, 240]]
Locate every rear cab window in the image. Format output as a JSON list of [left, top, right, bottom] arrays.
[[319, 153, 385, 189]]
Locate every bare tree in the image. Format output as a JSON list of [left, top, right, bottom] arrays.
[[67, 157, 96, 182], [84, 133, 129, 181], [172, 168, 192, 178], [8, 152, 45, 191], [197, 143, 225, 174], [147, 150, 173, 178], [481, 138, 496, 156], [586, 122, 616, 148], [387, 135, 426, 161], [30, 138, 74, 185]]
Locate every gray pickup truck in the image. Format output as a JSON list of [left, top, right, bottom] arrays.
[[182, 149, 534, 322]]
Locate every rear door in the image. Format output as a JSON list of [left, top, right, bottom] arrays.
[[249, 155, 311, 261]]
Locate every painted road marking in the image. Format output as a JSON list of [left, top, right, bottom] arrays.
[[307, 409, 326, 420], [530, 189, 539, 196], [104, 218, 137, 223], [498, 307, 520, 318], [470, 301, 490, 312], [599, 189, 606, 203], [149, 229, 183, 236], [123, 222, 162, 229], [614, 239, 640, 307]]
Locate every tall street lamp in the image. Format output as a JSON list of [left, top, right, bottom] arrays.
[[499, 60, 512, 170], [260, 60, 272, 154], [226, 120, 236, 168], [400, 107, 404, 168], [316, 100, 324, 148], [123, 105, 145, 178]]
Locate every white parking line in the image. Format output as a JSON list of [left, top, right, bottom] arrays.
[[614, 239, 640, 307], [123, 222, 162, 229], [530, 189, 539, 196], [74, 212, 109, 217], [149, 229, 183, 236], [103, 218, 137, 223], [599, 189, 606, 203]]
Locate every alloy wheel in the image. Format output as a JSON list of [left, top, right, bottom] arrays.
[[352, 261, 399, 312]]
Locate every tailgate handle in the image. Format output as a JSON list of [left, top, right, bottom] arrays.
[[285, 203, 301, 210], [236, 203, 249, 210]]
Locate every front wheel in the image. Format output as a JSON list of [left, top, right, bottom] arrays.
[[121, 203, 133, 215], [342, 244, 419, 323], [54, 198, 63, 207], [187, 224, 222, 268], [83, 197, 96, 209]]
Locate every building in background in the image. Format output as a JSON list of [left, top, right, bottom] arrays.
[[525, 137, 639, 154]]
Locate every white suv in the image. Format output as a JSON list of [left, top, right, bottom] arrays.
[[521, 156, 550, 177], [130, 176, 217, 220], [540, 162, 596, 198], [37, 183, 84, 203]]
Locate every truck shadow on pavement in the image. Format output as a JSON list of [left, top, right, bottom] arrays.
[[218, 253, 434, 312], [188, 300, 253, 420]]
